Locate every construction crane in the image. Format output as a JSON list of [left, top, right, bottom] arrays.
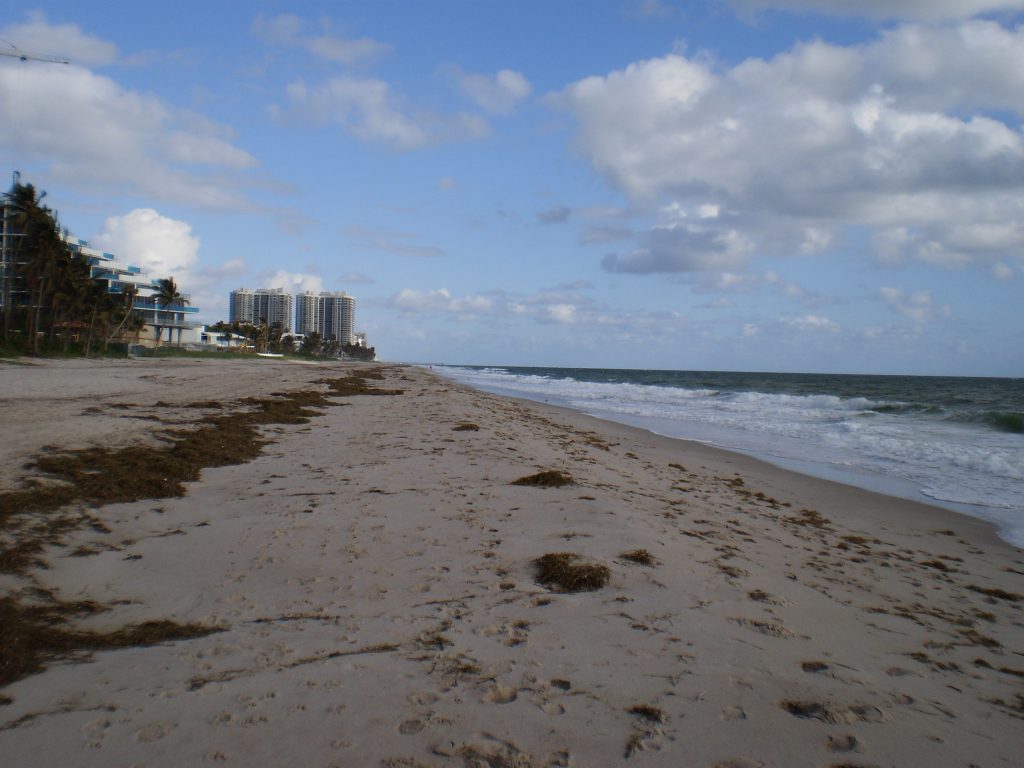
[[0, 38, 69, 65]]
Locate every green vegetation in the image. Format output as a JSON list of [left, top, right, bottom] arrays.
[[1, 180, 146, 356]]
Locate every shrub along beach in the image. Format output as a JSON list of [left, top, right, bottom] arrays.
[[0, 357, 1021, 767]]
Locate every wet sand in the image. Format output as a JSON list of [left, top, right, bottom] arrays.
[[1, 358, 1021, 767]]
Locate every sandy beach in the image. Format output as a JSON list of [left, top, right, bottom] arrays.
[[0, 357, 1021, 767]]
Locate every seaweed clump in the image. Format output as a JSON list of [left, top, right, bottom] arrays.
[[0, 596, 221, 688], [533, 552, 610, 592], [619, 549, 657, 566], [512, 470, 575, 488]]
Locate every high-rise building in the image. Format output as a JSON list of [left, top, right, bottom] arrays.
[[294, 291, 355, 344], [229, 287, 293, 332], [228, 288, 254, 325], [295, 291, 320, 336]]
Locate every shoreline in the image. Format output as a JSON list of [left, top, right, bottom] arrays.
[[433, 366, 1024, 550], [531, 397, 1020, 556], [1, 358, 1022, 766]]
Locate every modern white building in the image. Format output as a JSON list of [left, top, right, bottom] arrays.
[[229, 287, 293, 332], [295, 291, 355, 344], [61, 234, 199, 347]]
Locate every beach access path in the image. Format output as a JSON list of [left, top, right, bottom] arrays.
[[0, 358, 1021, 767]]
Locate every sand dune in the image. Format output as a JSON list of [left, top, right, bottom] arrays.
[[1, 358, 1021, 767]]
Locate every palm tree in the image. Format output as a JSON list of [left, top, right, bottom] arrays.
[[153, 277, 187, 346], [5, 182, 64, 352], [105, 283, 139, 351]]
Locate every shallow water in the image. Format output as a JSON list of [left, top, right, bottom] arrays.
[[437, 365, 1024, 547]]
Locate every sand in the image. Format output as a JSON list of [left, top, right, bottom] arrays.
[[0, 357, 1021, 767]]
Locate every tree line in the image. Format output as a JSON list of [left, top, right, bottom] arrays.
[[2, 180, 186, 355], [206, 321, 375, 360]]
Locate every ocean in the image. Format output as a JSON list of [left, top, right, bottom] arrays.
[[436, 366, 1024, 547]]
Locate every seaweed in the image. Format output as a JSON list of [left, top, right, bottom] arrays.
[[619, 548, 656, 566], [512, 470, 575, 488], [533, 552, 609, 592], [0, 596, 220, 688]]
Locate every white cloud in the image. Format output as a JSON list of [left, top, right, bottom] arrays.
[[603, 224, 752, 273], [261, 270, 324, 295], [1, 12, 116, 66], [555, 22, 1024, 273], [879, 286, 952, 324], [547, 304, 577, 324], [730, 0, 1024, 20], [93, 209, 200, 281], [283, 75, 489, 150], [252, 13, 390, 65], [781, 314, 841, 332], [0, 24, 257, 209], [389, 288, 492, 313], [450, 67, 532, 115]]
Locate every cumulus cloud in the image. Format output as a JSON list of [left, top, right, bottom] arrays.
[[260, 270, 324, 295], [1, 12, 116, 66], [449, 67, 532, 114], [547, 304, 577, 324], [93, 209, 200, 280], [0, 21, 257, 209], [252, 13, 390, 65], [729, 0, 1024, 20], [555, 21, 1024, 273], [282, 75, 489, 150], [879, 286, 952, 324]]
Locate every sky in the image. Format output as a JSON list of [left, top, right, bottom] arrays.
[[2, 1, 1023, 375]]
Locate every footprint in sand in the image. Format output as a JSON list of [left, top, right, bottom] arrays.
[[721, 705, 747, 720], [825, 734, 861, 753], [408, 691, 440, 706], [398, 717, 427, 735], [483, 684, 518, 703], [81, 718, 111, 748], [134, 723, 174, 742]]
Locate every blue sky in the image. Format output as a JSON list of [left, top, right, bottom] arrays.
[[2, 1, 1023, 375]]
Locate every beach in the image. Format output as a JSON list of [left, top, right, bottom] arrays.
[[1, 357, 1021, 767]]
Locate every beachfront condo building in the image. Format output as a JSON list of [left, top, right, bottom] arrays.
[[62, 235, 200, 346], [229, 287, 293, 332], [295, 291, 356, 345], [1, 184, 198, 348]]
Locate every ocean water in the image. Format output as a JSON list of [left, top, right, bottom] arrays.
[[436, 366, 1024, 547]]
